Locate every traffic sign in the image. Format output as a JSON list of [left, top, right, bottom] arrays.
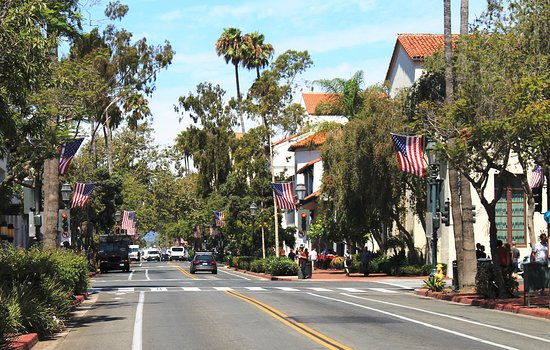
[[544, 211, 550, 224]]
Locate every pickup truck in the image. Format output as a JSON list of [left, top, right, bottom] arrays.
[[97, 234, 132, 273]]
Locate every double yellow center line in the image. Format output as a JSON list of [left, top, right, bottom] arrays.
[[226, 290, 351, 350], [171, 262, 197, 279]]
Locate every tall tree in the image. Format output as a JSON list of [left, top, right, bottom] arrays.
[[242, 31, 274, 80], [215, 27, 247, 133], [314, 70, 365, 118]]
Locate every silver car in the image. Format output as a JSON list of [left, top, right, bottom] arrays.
[[189, 252, 217, 274]]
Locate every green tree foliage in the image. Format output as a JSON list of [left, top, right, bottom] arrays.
[[314, 70, 365, 118]]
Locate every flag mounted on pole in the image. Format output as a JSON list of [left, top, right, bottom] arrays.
[[271, 182, 296, 210], [214, 211, 225, 227], [390, 133, 426, 177], [59, 138, 84, 175], [70, 183, 95, 208], [529, 165, 545, 189], [122, 210, 136, 236]]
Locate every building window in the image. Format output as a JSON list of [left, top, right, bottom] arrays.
[[495, 176, 526, 246]]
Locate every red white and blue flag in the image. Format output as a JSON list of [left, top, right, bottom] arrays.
[[272, 182, 296, 210], [530, 165, 545, 189], [214, 211, 225, 227], [69, 183, 95, 208], [391, 133, 426, 177], [59, 138, 84, 175], [122, 210, 136, 236]]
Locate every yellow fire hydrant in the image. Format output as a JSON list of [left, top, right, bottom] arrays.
[[435, 263, 444, 279]]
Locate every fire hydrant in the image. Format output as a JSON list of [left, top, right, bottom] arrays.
[[435, 263, 444, 279]]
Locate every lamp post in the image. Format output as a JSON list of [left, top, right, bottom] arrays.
[[295, 183, 306, 203], [60, 183, 72, 247], [426, 141, 441, 276], [250, 202, 257, 257]]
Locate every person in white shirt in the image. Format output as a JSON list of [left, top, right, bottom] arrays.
[[310, 247, 318, 271], [531, 233, 548, 263]]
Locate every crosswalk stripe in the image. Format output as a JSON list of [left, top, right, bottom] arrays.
[[308, 287, 332, 292], [150, 287, 168, 292], [274, 287, 300, 292], [368, 288, 398, 293], [181, 287, 201, 291], [118, 287, 135, 292], [338, 287, 365, 293], [245, 287, 267, 291], [214, 287, 233, 291]]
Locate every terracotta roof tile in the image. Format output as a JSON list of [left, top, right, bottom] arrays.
[[302, 92, 338, 115], [273, 133, 303, 146], [288, 132, 326, 151], [297, 158, 321, 174], [397, 33, 459, 60]]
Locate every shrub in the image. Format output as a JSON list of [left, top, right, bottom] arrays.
[[399, 265, 423, 276], [269, 258, 298, 276], [423, 275, 446, 292], [250, 259, 266, 273], [475, 264, 518, 298], [330, 256, 344, 269]]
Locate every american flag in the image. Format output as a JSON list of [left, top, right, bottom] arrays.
[[391, 133, 426, 177], [70, 183, 95, 208], [272, 182, 296, 210], [530, 165, 545, 189], [214, 211, 225, 227], [193, 225, 201, 238], [59, 138, 84, 175], [122, 210, 136, 236]]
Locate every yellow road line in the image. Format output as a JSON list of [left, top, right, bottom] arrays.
[[226, 290, 351, 350], [169, 262, 198, 280]]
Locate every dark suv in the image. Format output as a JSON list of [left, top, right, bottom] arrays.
[[190, 252, 217, 274]]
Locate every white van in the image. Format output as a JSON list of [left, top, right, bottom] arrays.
[[128, 245, 140, 261], [169, 246, 188, 261]]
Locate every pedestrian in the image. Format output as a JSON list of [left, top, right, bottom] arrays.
[[511, 241, 520, 274], [299, 248, 309, 279], [280, 247, 286, 257], [497, 240, 510, 269], [344, 249, 351, 277], [530, 233, 548, 295], [310, 247, 318, 271], [360, 246, 370, 277], [288, 249, 296, 261]]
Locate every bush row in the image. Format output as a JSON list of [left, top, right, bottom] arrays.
[[0, 245, 90, 345], [330, 254, 446, 277], [224, 255, 298, 276]]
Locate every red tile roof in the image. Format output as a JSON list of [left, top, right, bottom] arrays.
[[398, 34, 459, 60], [297, 158, 321, 174], [288, 132, 326, 151], [302, 92, 338, 115], [273, 133, 303, 146]]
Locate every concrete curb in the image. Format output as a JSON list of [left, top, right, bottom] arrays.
[[416, 289, 550, 320]]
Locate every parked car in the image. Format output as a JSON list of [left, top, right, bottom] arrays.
[[142, 248, 161, 261], [190, 252, 217, 274], [169, 246, 188, 261], [128, 245, 141, 261]]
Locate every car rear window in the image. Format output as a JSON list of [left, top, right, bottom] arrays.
[[196, 255, 213, 261], [148, 250, 159, 254], [172, 247, 184, 252]]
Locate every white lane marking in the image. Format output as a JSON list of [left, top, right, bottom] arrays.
[[245, 287, 267, 291], [368, 288, 398, 294], [128, 271, 134, 281], [132, 292, 144, 350], [219, 268, 251, 280], [119, 288, 135, 293], [181, 287, 201, 291], [150, 287, 167, 292], [274, 287, 300, 292], [214, 287, 234, 291], [338, 287, 365, 293], [308, 287, 332, 292], [372, 280, 416, 290], [310, 293, 517, 350], [145, 269, 150, 281], [343, 293, 550, 344]]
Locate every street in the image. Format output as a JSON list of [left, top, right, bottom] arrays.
[[35, 261, 550, 350]]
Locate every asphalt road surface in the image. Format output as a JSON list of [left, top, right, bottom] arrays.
[[35, 261, 550, 350]]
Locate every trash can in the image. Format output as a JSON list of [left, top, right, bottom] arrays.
[[304, 261, 312, 279], [452, 260, 458, 291], [523, 262, 549, 306], [477, 257, 492, 268]]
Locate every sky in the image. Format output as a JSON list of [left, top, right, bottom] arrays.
[[79, 0, 488, 147]]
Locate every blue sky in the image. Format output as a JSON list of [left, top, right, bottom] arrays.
[[80, 0, 488, 146]]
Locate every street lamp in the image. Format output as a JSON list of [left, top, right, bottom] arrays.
[[425, 141, 440, 276], [250, 202, 257, 257], [61, 183, 72, 208], [295, 183, 307, 203], [115, 210, 122, 235]]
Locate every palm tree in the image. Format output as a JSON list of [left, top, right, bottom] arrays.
[[314, 70, 365, 119], [215, 27, 247, 133], [243, 31, 274, 79]]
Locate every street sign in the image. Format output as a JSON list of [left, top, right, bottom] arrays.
[[544, 211, 550, 224], [143, 230, 157, 242]]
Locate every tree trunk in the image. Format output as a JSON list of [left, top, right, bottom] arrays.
[[448, 167, 464, 282], [42, 158, 59, 248], [234, 63, 245, 134], [460, 0, 469, 34], [459, 173, 477, 290], [105, 112, 114, 175], [444, 0, 453, 104]]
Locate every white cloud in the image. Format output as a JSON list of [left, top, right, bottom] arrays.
[[159, 10, 182, 22]]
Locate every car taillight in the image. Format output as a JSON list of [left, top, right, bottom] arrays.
[[193, 260, 201, 265]]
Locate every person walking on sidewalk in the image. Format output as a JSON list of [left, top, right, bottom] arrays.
[[530, 233, 549, 295], [360, 246, 370, 276], [344, 249, 351, 276], [310, 247, 318, 271], [511, 241, 520, 274]]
